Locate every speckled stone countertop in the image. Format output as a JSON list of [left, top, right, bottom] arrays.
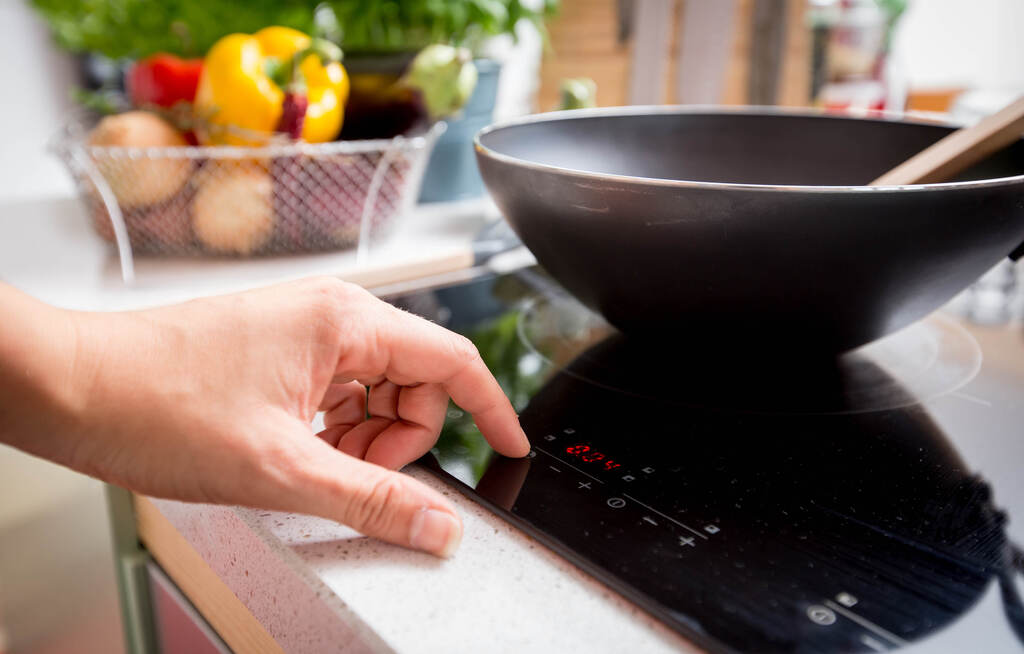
[[149, 465, 698, 653]]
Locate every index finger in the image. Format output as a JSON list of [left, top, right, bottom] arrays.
[[440, 355, 530, 457], [336, 302, 530, 458]]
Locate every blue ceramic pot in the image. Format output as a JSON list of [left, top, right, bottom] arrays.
[[419, 59, 502, 203]]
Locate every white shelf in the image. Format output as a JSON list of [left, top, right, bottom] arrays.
[[0, 196, 498, 311]]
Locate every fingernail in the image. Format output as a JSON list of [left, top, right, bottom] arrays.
[[409, 508, 462, 558]]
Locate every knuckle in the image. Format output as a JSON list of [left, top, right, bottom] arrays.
[[344, 475, 405, 535], [304, 276, 349, 309], [305, 275, 346, 294], [304, 276, 373, 309], [448, 333, 480, 366], [301, 277, 367, 338]]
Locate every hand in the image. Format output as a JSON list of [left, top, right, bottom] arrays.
[[0, 278, 529, 557]]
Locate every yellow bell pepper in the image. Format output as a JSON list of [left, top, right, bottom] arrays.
[[195, 26, 349, 145]]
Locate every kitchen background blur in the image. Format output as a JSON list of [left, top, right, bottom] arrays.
[[1, 0, 1023, 652]]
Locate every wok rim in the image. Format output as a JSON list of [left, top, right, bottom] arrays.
[[474, 104, 1024, 193]]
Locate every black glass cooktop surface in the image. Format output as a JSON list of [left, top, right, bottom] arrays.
[[390, 268, 1024, 653]]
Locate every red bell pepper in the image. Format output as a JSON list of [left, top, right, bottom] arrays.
[[127, 54, 203, 108]]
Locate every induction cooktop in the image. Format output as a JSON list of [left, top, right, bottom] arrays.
[[390, 267, 1024, 653]]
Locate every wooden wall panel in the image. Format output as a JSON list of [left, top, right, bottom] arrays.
[[777, 0, 812, 106], [538, 0, 809, 109], [721, 0, 755, 105], [539, 0, 630, 108]]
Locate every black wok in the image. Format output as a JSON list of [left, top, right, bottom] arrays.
[[474, 107, 1024, 352]]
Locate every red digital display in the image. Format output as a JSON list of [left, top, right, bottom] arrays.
[[566, 444, 621, 471]]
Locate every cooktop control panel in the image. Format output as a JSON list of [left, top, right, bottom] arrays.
[[512, 431, 920, 653]]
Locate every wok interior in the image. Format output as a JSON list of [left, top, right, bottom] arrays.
[[479, 112, 1024, 186]]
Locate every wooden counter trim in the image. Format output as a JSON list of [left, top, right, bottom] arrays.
[[134, 495, 285, 654], [339, 248, 475, 291]]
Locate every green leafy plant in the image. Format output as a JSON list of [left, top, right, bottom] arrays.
[[436, 308, 547, 480], [328, 0, 559, 53], [31, 0, 559, 59]]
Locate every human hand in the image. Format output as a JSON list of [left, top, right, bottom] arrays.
[[2, 278, 528, 557]]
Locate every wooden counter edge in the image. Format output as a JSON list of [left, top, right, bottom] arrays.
[[134, 495, 285, 654]]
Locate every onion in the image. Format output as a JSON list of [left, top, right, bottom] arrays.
[[87, 111, 191, 209], [192, 164, 275, 255]]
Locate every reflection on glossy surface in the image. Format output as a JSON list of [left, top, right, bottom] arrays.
[[483, 340, 1015, 651], [403, 271, 1023, 653], [474, 456, 532, 512], [402, 275, 549, 487], [518, 293, 983, 414]]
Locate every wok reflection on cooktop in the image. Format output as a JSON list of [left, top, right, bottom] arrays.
[[515, 292, 984, 415], [395, 271, 1024, 653]]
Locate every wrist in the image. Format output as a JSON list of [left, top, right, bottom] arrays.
[[0, 285, 93, 461]]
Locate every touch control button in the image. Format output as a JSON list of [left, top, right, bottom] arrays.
[[806, 606, 837, 626], [836, 592, 858, 607], [607, 497, 626, 509]]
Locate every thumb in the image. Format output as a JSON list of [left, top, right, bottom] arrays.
[[294, 441, 463, 558]]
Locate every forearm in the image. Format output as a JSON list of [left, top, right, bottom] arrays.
[[0, 283, 88, 463]]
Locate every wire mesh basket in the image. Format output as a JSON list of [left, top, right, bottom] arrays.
[[51, 113, 445, 282]]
